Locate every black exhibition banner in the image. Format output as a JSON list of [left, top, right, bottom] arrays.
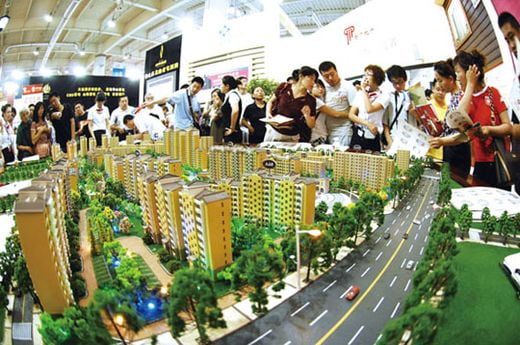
[[144, 35, 182, 87], [29, 75, 139, 112]]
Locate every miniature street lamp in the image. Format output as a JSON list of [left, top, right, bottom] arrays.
[[295, 225, 322, 290]]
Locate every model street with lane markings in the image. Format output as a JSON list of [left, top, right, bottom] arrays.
[[215, 175, 439, 345]]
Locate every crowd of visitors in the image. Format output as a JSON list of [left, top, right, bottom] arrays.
[[0, 11, 518, 190]]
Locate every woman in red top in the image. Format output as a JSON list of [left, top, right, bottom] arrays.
[[454, 50, 512, 188], [264, 66, 318, 142]]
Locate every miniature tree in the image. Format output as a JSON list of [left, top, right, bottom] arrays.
[[456, 204, 472, 239], [231, 219, 265, 259], [228, 239, 285, 315], [481, 207, 496, 243], [167, 267, 226, 344], [497, 211, 514, 245], [39, 306, 113, 345], [314, 201, 329, 222]]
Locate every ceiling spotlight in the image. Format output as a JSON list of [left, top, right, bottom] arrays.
[[107, 19, 116, 28], [179, 17, 194, 32], [123, 53, 129, 60], [11, 69, 24, 80], [126, 68, 140, 81], [0, 15, 10, 32], [33, 48, 40, 56], [44, 14, 53, 23], [73, 66, 86, 77], [78, 48, 86, 56], [4, 81, 19, 95], [40, 67, 53, 77]]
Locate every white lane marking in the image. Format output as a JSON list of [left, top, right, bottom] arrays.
[[390, 302, 400, 318], [401, 220, 406, 227], [394, 229, 399, 235], [372, 297, 385, 312], [340, 285, 353, 299], [247, 329, 272, 345], [363, 249, 370, 257], [420, 246, 424, 255], [346, 263, 356, 273], [392, 219, 396, 225], [348, 325, 365, 345], [414, 233, 418, 240], [400, 258, 406, 268], [290, 302, 310, 317], [424, 235, 428, 243], [283, 342, 292, 345], [408, 244, 414, 253], [389, 275, 397, 287], [322, 280, 337, 292], [309, 310, 328, 327], [374, 334, 382, 345], [361, 267, 371, 278], [375, 252, 383, 261], [404, 279, 411, 292], [375, 237, 381, 244], [386, 239, 393, 247]]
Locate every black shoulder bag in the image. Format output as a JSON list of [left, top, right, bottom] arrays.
[[186, 88, 201, 130]]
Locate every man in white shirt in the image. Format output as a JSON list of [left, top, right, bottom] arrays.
[[318, 61, 355, 146], [87, 91, 110, 147], [237, 76, 253, 116], [382, 65, 418, 148], [123, 114, 166, 141], [137, 93, 165, 123], [110, 95, 135, 140]]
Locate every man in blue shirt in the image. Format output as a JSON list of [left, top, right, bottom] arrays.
[[153, 76, 204, 130]]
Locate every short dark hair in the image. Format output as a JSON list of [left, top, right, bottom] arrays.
[[433, 59, 456, 80], [365, 64, 385, 85], [237, 76, 248, 82], [1, 104, 12, 114], [425, 89, 432, 98], [74, 102, 84, 108], [453, 50, 486, 83], [315, 79, 325, 89], [123, 114, 134, 124], [180, 84, 189, 89], [286, 76, 295, 82], [28, 103, 35, 108], [95, 91, 107, 102], [191, 76, 204, 87], [222, 75, 238, 89], [352, 80, 361, 87], [498, 12, 519, 30], [49, 91, 60, 100], [292, 66, 319, 82], [386, 65, 407, 82], [318, 61, 337, 73], [119, 95, 128, 100], [32, 101, 46, 122]]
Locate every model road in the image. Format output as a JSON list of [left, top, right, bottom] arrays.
[[215, 173, 439, 345]]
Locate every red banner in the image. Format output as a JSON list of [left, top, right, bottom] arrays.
[[22, 84, 43, 95]]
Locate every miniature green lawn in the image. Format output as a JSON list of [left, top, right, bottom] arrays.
[[432, 242, 520, 345]]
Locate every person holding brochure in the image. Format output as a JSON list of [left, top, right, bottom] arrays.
[[427, 79, 448, 161], [455, 51, 511, 188], [264, 67, 318, 142], [428, 59, 471, 178], [349, 64, 390, 151]]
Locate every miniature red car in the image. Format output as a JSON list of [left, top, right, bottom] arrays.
[[345, 285, 360, 301]]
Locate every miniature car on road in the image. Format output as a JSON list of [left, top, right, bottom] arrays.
[[383, 232, 391, 239], [405, 260, 415, 270], [403, 233, 409, 240], [345, 285, 360, 301]]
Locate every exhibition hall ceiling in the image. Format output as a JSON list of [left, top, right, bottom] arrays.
[[0, 0, 367, 76]]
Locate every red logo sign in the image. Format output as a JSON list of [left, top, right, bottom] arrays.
[[22, 84, 43, 95], [344, 26, 355, 45]]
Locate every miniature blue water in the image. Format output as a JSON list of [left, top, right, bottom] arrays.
[[134, 290, 165, 323]]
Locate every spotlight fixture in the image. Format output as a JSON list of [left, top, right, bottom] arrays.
[[107, 19, 116, 28], [78, 48, 86, 56], [44, 14, 53, 23], [33, 48, 40, 56], [0, 15, 9, 32]]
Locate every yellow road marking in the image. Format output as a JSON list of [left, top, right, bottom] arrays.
[[316, 182, 432, 345]]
